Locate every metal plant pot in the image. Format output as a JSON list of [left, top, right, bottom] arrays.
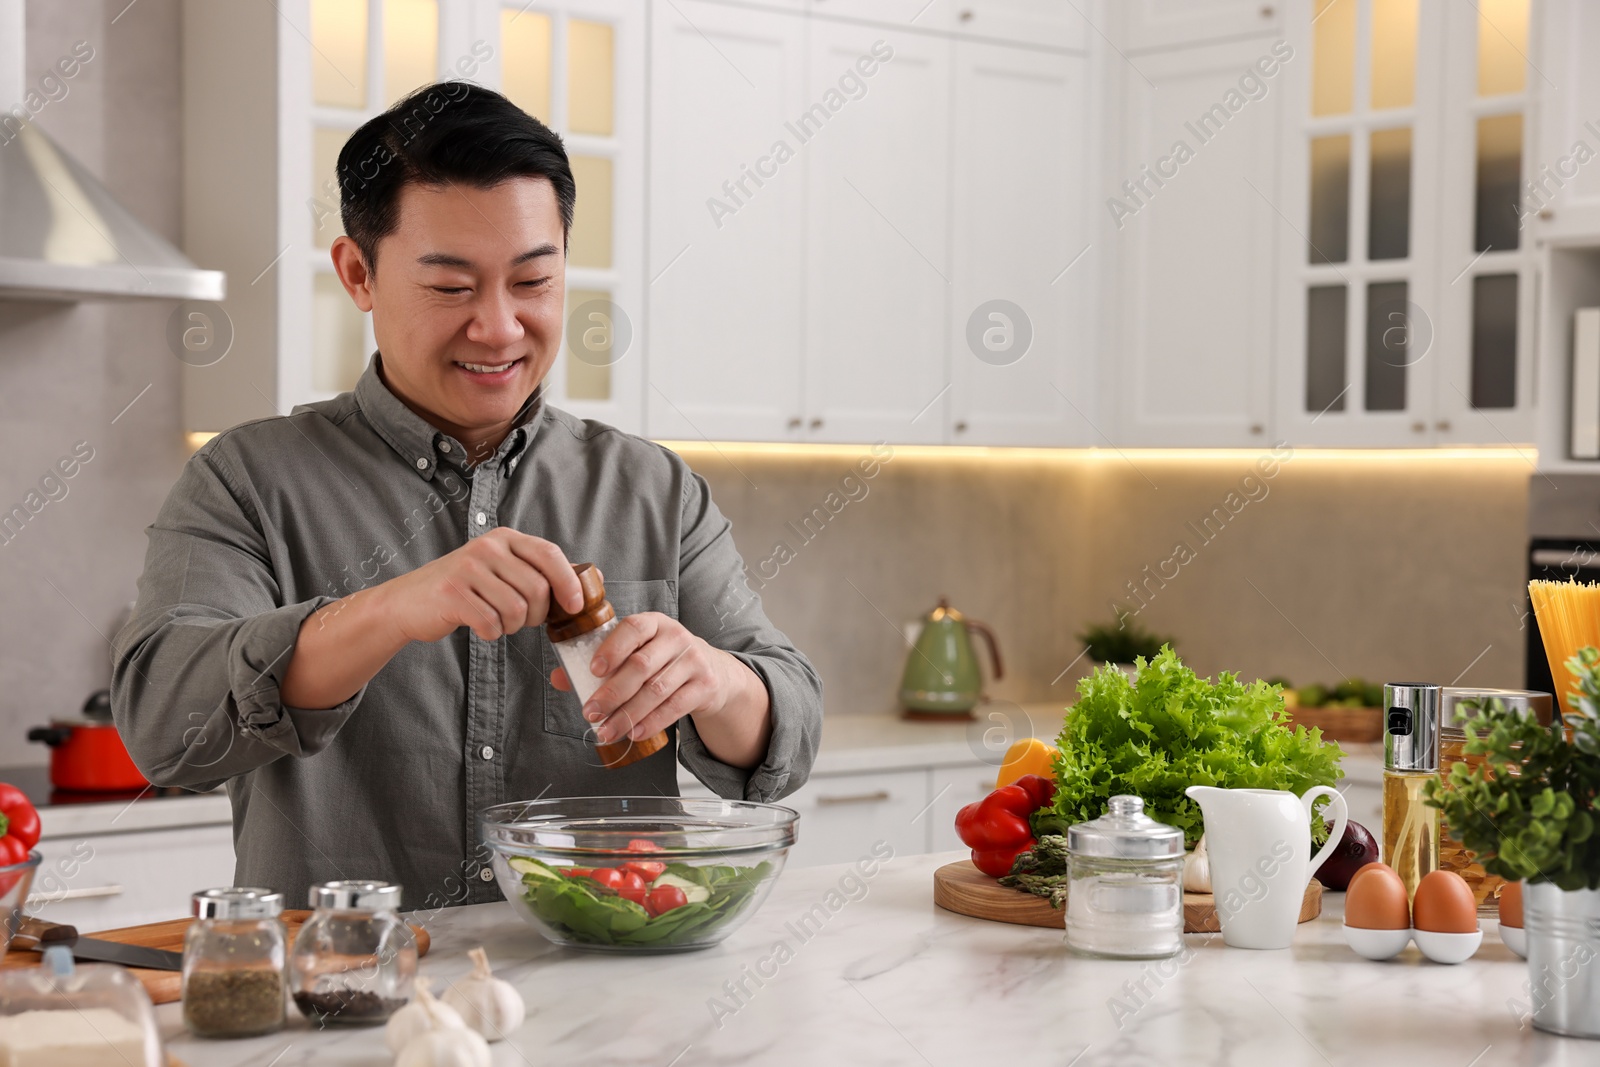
[[1524, 881, 1600, 1038]]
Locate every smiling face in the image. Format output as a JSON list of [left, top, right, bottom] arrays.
[[330, 177, 566, 457]]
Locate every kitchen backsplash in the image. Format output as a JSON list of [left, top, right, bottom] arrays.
[[682, 445, 1532, 717]]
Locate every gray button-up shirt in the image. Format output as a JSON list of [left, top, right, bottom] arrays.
[[111, 359, 822, 910]]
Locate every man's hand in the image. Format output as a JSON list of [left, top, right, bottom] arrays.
[[551, 612, 771, 764], [376, 528, 586, 644], [281, 530, 585, 711]]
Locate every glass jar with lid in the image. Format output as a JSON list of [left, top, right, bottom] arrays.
[[1438, 688, 1557, 912], [182, 887, 286, 1038], [0, 946, 163, 1065], [289, 880, 417, 1025], [1065, 795, 1186, 959]]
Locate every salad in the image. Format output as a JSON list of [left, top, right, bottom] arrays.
[[508, 839, 772, 949]]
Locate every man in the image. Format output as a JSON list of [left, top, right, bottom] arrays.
[[112, 84, 822, 909]]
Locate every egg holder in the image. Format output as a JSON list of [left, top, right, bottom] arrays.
[[1499, 923, 1526, 958], [1342, 923, 1483, 964]]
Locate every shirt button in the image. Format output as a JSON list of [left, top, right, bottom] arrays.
[[475, 512, 488, 526], [416, 457, 429, 470], [479, 867, 495, 882], [439, 441, 452, 453], [480, 745, 495, 760]]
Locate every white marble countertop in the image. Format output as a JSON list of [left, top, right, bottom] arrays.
[[159, 850, 1587, 1067]]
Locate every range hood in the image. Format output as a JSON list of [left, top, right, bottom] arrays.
[[0, 0, 224, 302]]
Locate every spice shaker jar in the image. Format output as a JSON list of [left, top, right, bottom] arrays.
[[547, 562, 669, 769], [289, 880, 416, 1026], [1438, 688, 1556, 912], [182, 887, 286, 1038], [1065, 795, 1186, 959]]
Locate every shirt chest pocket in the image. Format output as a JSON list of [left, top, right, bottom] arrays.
[[541, 579, 679, 741]]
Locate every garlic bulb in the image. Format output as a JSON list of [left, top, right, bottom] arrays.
[[440, 946, 526, 1041], [1183, 834, 1211, 893], [386, 983, 466, 1054], [395, 1027, 490, 1067]]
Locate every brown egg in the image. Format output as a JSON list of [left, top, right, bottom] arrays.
[[1498, 881, 1524, 929], [1413, 870, 1479, 933], [1346, 862, 1390, 897], [1345, 863, 1410, 930]]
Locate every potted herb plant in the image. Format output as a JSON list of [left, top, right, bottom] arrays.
[[1427, 647, 1600, 1038], [1078, 620, 1173, 681]]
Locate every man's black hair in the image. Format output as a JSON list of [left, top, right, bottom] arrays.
[[336, 82, 575, 271]]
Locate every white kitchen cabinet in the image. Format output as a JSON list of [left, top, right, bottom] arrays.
[[1527, 0, 1600, 243], [948, 43, 1093, 445], [802, 20, 952, 444], [781, 768, 932, 867], [1117, 0, 1283, 54], [1109, 37, 1280, 446], [27, 824, 237, 931], [646, 0, 1091, 446], [869, 0, 1085, 51], [678, 755, 998, 867], [646, 0, 809, 441], [926, 762, 999, 853]]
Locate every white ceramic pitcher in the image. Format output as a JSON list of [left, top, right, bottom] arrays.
[[1184, 785, 1348, 950]]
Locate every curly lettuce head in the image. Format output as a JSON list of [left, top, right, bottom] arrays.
[[1035, 647, 1344, 847]]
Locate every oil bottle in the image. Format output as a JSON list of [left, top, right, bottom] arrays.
[[1382, 682, 1441, 903]]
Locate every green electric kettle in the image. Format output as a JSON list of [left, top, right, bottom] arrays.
[[898, 598, 1004, 717]]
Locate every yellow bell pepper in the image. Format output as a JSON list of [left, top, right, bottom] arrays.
[[995, 737, 1058, 790]]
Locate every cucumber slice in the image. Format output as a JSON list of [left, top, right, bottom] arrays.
[[509, 857, 560, 881], [651, 872, 711, 904]]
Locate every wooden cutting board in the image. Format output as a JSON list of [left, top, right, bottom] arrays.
[[932, 860, 1322, 933], [1, 910, 430, 1005]]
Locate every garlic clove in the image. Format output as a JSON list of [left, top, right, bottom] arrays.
[[440, 946, 527, 1042], [395, 1026, 491, 1067], [385, 983, 466, 1054], [1183, 834, 1211, 893]]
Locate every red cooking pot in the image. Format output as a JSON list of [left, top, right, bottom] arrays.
[[27, 690, 148, 793]]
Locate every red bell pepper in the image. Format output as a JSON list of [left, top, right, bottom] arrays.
[[0, 783, 40, 868], [954, 774, 1057, 878], [0, 782, 40, 899]]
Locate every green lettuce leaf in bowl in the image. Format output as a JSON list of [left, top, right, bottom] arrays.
[[1033, 647, 1344, 847]]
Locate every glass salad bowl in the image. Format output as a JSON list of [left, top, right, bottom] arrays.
[[480, 797, 797, 953]]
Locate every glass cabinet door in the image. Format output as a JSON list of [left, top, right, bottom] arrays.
[[303, 0, 449, 397], [1285, 0, 1532, 446], [1434, 0, 1532, 444], [1296, 0, 1430, 440], [496, 1, 640, 427]]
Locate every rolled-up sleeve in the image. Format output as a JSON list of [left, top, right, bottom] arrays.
[[111, 444, 364, 792], [670, 465, 823, 802]]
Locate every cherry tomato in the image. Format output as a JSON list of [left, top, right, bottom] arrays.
[[617, 870, 649, 906], [622, 860, 667, 881], [626, 839, 664, 853], [561, 868, 593, 879], [588, 868, 625, 891], [646, 885, 688, 917]]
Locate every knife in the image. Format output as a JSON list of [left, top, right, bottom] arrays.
[[11, 915, 184, 971]]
